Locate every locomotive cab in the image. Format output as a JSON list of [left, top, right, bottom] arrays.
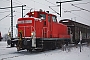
[[16, 10, 48, 51]]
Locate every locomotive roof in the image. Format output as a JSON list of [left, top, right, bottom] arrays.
[[18, 10, 57, 21], [26, 10, 56, 16]]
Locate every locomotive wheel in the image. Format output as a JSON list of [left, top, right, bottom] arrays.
[[27, 49, 32, 52], [11, 43, 14, 47], [36, 49, 44, 52], [7, 40, 11, 45]]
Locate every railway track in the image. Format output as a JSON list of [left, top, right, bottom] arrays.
[[0, 51, 25, 60], [1, 54, 24, 60], [0, 41, 90, 60]]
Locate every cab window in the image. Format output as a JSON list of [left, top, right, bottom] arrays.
[[39, 14, 46, 20], [52, 16, 57, 22], [48, 15, 50, 22]]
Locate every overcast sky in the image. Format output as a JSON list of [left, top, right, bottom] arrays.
[[0, 0, 90, 36]]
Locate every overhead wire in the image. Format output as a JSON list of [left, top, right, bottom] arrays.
[[14, 0, 57, 11], [73, 1, 90, 5], [62, 7, 90, 22], [44, 0, 90, 22], [63, 2, 90, 17], [56, 1, 90, 22], [1, 0, 9, 3], [71, 4, 90, 12], [49, 6, 60, 15], [13, 0, 35, 11], [44, 0, 60, 15], [0, 11, 15, 21], [45, 0, 56, 6], [14, 0, 47, 9], [15, 0, 24, 5], [7, 0, 32, 18], [6, 0, 22, 5], [0, 0, 10, 13], [64, 9, 90, 18], [14, 11, 21, 14], [64, 9, 81, 13], [30, 0, 49, 7], [0, 13, 10, 21], [2, 0, 90, 22], [13, 2, 22, 5], [0, 11, 10, 13], [13, 0, 58, 14], [32, 0, 90, 24], [14, 0, 59, 10], [15, 0, 90, 25]]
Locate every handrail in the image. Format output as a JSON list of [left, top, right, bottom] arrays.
[[42, 27, 49, 38]]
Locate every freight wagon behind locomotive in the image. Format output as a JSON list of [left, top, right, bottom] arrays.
[[60, 19, 90, 44], [14, 10, 71, 51]]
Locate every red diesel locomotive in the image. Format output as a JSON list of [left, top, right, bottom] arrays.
[[15, 10, 70, 51]]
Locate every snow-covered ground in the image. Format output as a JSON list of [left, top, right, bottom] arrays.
[[0, 41, 90, 60]]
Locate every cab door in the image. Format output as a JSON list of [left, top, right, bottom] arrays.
[[48, 15, 52, 38]]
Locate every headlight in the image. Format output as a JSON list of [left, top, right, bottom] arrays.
[[8, 32, 11, 36], [31, 32, 34, 36], [31, 31, 36, 36]]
